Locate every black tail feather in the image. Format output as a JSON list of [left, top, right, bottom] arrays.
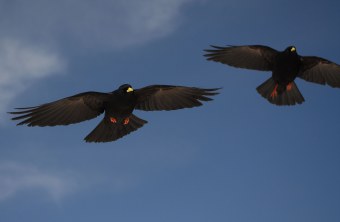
[[84, 114, 147, 143], [256, 78, 305, 106]]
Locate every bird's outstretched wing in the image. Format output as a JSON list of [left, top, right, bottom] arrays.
[[134, 85, 219, 111], [9, 92, 108, 126], [204, 45, 278, 71], [298, 56, 340, 87]]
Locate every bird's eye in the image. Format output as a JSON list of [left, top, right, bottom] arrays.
[[290, 47, 296, 52], [126, 87, 134, 93]]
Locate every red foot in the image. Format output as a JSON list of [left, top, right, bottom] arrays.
[[270, 84, 278, 98], [110, 117, 117, 123], [286, 82, 293, 91], [123, 117, 130, 125]]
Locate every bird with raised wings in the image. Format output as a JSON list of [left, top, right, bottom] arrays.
[[204, 45, 340, 105], [9, 84, 219, 142]]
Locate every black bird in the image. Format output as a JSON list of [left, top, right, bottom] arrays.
[[204, 45, 340, 105], [9, 84, 219, 142]]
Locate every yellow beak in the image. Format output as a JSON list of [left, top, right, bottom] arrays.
[[126, 87, 134, 92], [290, 47, 296, 52]]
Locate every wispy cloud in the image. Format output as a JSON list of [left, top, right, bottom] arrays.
[[0, 161, 142, 203], [0, 39, 65, 120], [0, 0, 197, 49], [0, 0, 197, 120], [0, 162, 76, 202]]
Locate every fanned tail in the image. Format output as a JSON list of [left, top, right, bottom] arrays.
[[84, 114, 147, 143], [256, 78, 305, 106]]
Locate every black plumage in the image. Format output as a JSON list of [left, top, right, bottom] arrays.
[[9, 84, 219, 142], [204, 45, 340, 105]]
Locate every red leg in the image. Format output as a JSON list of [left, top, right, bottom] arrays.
[[270, 84, 278, 98], [286, 82, 293, 91], [123, 117, 130, 125], [110, 117, 117, 123]]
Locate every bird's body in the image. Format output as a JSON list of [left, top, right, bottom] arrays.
[[9, 84, 219, 142], [205, 45, 340, 105], [272, 47, 300, 85], [105, 86, 137, 123]]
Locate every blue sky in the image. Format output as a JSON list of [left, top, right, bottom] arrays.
[[1, 0, 340, 221]]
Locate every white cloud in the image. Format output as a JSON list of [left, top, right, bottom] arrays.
[[0, 0, 196, 120], [114, 0, 195, 47], [0, 161, 142, 203], [0, 0, 197, 49], [0, 39, 65, 121], [0, 162, 76, 202]]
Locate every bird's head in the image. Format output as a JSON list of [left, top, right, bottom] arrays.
[[285, 46, 297, 54], [119, 84, 134, 94]]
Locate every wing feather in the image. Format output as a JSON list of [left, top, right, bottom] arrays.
[[204, 45, 278, 71], [9, 92, 108, 126], [135, 85, 219, 111], [298, 56, 340, 87]]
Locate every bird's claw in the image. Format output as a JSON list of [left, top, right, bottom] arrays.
[[123, 117, 130, 125], [270, 84, 278, 98], [286, 82, 292, 91], [110, 117, 117, 123]]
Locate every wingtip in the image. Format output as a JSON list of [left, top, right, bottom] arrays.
[[211, 45, 227, 49], [203, 45, 224, 52], [205, 87, 222, 93], [210, 87, 223, 91], [7, 108, 36, 115]]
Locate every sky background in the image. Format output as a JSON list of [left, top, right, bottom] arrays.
[[1, 0, 340, 221]]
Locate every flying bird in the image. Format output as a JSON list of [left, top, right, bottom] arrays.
[[9, 84, 219, 142], [204, 45, 340, 105]]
